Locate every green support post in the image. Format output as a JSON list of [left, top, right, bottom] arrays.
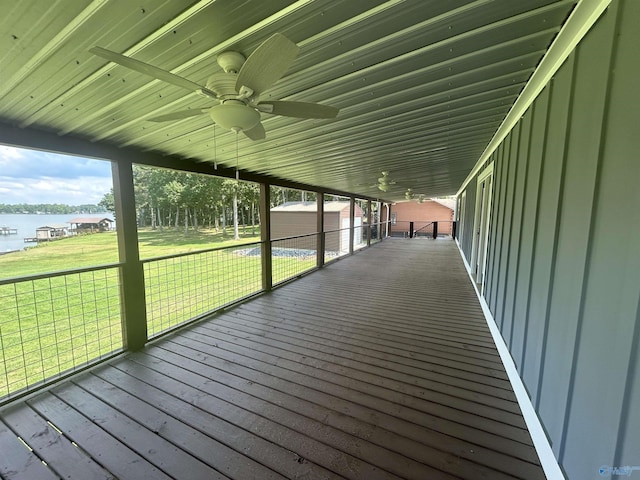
[[111, 160, 147, 351], [366, 199, 372, 246], [349, 197, 355, 254], [260, 183, 272, 291], [317, 194, 325, 268]]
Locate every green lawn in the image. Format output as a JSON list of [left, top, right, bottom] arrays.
[[0, 227, 316, 400], [0, 227, 263, 279]]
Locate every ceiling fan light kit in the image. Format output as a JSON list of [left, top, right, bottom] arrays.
[[90, 33, 339, 140], [208, 100, 260, 132]]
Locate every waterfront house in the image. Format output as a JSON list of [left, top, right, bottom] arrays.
[[67, 217, 114, 233], [35, 224, 68, 241]]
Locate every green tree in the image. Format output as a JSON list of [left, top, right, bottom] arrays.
[[221, 179, 240, 240], [163, 179, 186, 232], [98, 190, 115, 215]]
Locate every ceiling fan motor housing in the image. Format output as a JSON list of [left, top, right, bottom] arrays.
[[205, 72, 239, 98], [216, 51, 245, 73]]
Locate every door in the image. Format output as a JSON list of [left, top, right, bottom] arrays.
[[458, 191, 466, 242], [470, 163, 494, 289]]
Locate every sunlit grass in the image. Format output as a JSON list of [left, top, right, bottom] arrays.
[[0, 227, 262, 279]]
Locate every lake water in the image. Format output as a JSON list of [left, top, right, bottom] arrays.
[[0, 214, 89, 252]]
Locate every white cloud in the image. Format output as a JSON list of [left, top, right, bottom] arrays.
[[0, 145, 26, 160], [0, 146, 112, 205]]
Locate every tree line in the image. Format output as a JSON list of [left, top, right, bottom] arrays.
[[99, 165, 320, 239], [0, 203, 105, 214]]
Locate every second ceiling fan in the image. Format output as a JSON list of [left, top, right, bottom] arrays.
[[90, 33, 339, 140]]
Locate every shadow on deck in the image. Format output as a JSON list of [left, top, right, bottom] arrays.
[[0, 239, 544, 480]]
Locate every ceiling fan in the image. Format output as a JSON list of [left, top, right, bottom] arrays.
[[89, 33, 339, 140], [376, 171, 396, 192], [404, 189, 427, 203], [405, 188, 414, 200]]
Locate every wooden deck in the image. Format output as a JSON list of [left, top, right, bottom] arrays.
[[0, 239, 544, 480]]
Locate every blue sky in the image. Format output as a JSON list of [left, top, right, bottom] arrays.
[[0, 146, 112, 205]]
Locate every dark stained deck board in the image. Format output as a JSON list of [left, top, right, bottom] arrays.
[[208, 309, 511, 385], [117, 351, 456, 480], [187, 315, 521, 414], [280, 280, 498, 327], [236, 300, 501, 353], [0, 239, 545, 479], [0, 418, 59, 480], [50, 382, 232, 480], [1, 403, 114, 480], [240, 307, 508, 366], [174, 322, 532, 440], [52, 377, 283, 480], [27, 392, 174, 480], [156, 333, 539, 464], [91, 364, 343, 480]]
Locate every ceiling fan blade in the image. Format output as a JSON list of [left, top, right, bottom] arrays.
[[90, 46, 218, 98], [147, 108, 210, 122], [235, 33, 299, 96], [243, 122, 266, 141], [258, 101, 339, 119]]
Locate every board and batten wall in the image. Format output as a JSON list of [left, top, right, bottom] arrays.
[[456, 1, 640, 478]]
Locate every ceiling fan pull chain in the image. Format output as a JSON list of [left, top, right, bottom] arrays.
[[213, 123, 217, 169], [235, 133, 239, 181]]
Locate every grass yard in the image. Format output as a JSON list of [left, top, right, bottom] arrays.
[[0, 226, 316, 400], [0, 227, 264, 279]]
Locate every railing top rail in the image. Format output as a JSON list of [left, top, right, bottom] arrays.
[[270, 225, 380, 239], [141, 240, 262, 263], [0, 262, 123, 286]]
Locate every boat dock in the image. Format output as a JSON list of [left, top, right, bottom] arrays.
[[0, 227, 18, 235]]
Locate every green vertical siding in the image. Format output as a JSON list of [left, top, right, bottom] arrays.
[[510, 86, 548, 370], [521, 60, 572, 406], [457, 1, 640, 478], [605, 0, 640, 469], [493, 124, 520, 330], [485, 139, 507, 311], [501, 109, 532, 339]]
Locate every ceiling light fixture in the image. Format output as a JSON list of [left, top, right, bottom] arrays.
[[208, 100, 260, 132]]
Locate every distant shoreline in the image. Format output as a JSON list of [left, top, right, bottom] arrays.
[[0, 211, 108, 215]]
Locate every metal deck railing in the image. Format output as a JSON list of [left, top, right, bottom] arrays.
[[0, 264, 123, 401], [1, 222, 390, 404], [143, 241, 263, 338]]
